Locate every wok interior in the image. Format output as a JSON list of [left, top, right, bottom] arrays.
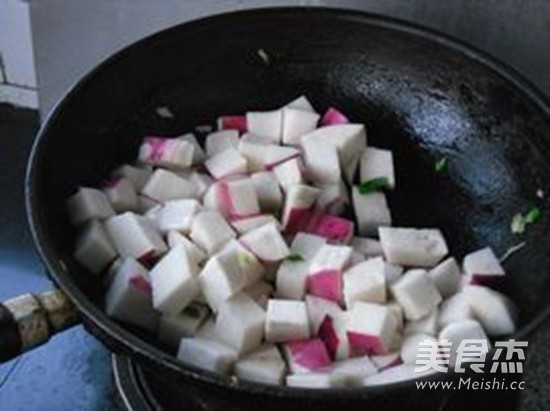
[[30, 9, 550, 381]]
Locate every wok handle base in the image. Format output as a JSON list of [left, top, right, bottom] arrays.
[[0, 289, 79, 363]]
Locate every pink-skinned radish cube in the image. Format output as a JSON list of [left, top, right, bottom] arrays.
[[347, 302, 399, 356], [235, 344, 287, 386], [74, 220, 117, 274], [305, 295, 343, 335], [265, 299, 310, 343], [217, 239, 264, 286], [105, 258, 158, 331], [150, 245, 200, 315], [167, 231, 207, 266], [302, 139, 341, 185], [250, 171, 283, 212], [246, 109, 283, 144], [360, 147, 396, 189], [215, 292, 266, 355], [307, 214, 354, 245], [177, 337, 238, 375], [379, 227, 449, 267], [138, 136, 194, 170], [283, 338, 332, 374], [111, 164, 152, 191], [178, 133, 206, 165], [156, 199, 201, 234], [281, 184, 320, 234], [141, 169, 198, 202], [391, 269, 442, 321], [438, 293, 475, 330], [351, 237, 384, 258], [104, 258, 123, 287], [330, 356, 378, 388], [314, 181, 349, 216], [231, 214, 279, 235], [240, 221, 290, 262], [158, 302, 210, 347], [282, 107, 320, 146], [286, 373, 333, 389], [67, 187, 115, 225], [439, 319, 490, 367], [428, 257, 462, 298], [204, 148, 248, 180], [343, 257, 387, 309], [243, 280, 274, 309], [404, 308, 438, 336], [203, 178, 260, 220], [205, 129, 239, 156], [105, 212, 167, 260], [352, 188, 392, 236], [284, 95, 316, 113], [371, 352, 403, 371], [400, 333, 437, 365], [463, 247, 505, 285], [190, 210, 236, 255], [217, 115, 247, 132], [363, 364, 436, 386], [462, 285, 516, 336], [320, 107, 349, 126], [307, 244, 353, 302], [103, 178, 138, 212], [273, 158, 306, 191], [318, 311, 350, 361]]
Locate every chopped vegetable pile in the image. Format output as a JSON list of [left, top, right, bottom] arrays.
[[67, 95, 517, 389]]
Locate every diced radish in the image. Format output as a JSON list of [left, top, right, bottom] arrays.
[[205, 130, 239, 156], [343, 257, 387, 308], [67, 187, 115, 225], [363, 364, 436, 386], [150, 245, 200, 315], [352, 188, 392, 236], [241, 132, 272, 145], [231, 214, 279, 235], [265, 299, 310, 343], [320, 107, 349, 126], [74, 220, 117, 274], [400, 333, 437, 365], [305, 295, 343, 335], [105, 212, 167, 260], [281, 184, 319, 234], [302, 139, 341, 185], [286, 373, 332, 389], [243, 280, 274, 309], [263, 145, 301, 170], [103, 178, 139, 212], [282, 107, 320, 146], [360, 147, 396, 189], [391, 269, 442, 321], [330, 356, 378, 388], [307, 244, 352, 302], [350, 237, 384, 258], [166, 231, 207, 266], [240, 222, 290, 262], [158, 302, 210, 347], [439, 319, 490, 366], [463, 247, 505, 285], [235, 344, 287, 386], [204, 179, 260, 220], [238, 139, 267, 172], [178, 133, 206, 164], [462, 285, 516, 336], [137, 195, 159, 213], [217, 115, 247, 132], [371, 352, 403, 371], [138, 136, 194, 170], [204, 148, 248, 180], [215, 292, 266, 354], [284, 95, 315, 113], [385, 263, 404, 285], [156, 199, 201, 234], [105, 258, 158, 331], [386, 301, 405, 332], [307, 214, 354, 245], [379, 227, 449, 267], [347, 302, 399, 356], [246, 110, 283, 144], [104, 258, 123, 287], [111, 164, 152, 191], [318, 311, 350, 361], [141, 169, 197, 202], [438, 293, 475, 330], [177, 337, 238, 375], [144, 203, 163, 226], [314, 181, 349, 215], [250, 171, 283, 212], [217, 239, 264, 286], [272, 158, 305, 191], [404, 308, 438, 336], [195, 318, 221, 341], [187, 172, 214, 199], [283, 338, 332, 373], [350, 252, 366, 265], [190, 210, 236, 255], [428, 257, 461, 298]]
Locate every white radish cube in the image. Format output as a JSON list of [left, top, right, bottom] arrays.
[[158, 302, 210, 347], [177, 338, 237, 375], [272, 158, 305, 191], [265, 299, 310, 343], [262, 145, 300, 170], [141, 169, 197, 202], [428, 257, 461, 298], [240, 222, 290, 262], [105, 212, 167, 260], [74, 220, 117, 274], [250, 171, 283, 212], [391, 269, 442, 321], [360, 147, 396, 189], [351, 237, 384, 258], [235, 344, 286, 386], [166, 231, 207, 266], [379, 227, 449, 267], [302, 139, 341, 184], [105, 258, 158, 331], [352, 188, 392, 236], [400, 333, 437, 365], [385, 263, 404, 285], [284, 95, 315, 113], [137, 195, 159, 213], [112, 164, 152, 191], [404, 308, 438, 336], [282, 184, 319, 234], [156, 199, 201, 234], [318, 311, 350, 361], [104, 258, 123, 287], [438, 293, 475, 329], [217, 115, 247, 132], [463, 247, 505, 284], [218, 239, 264, 286], [462, 285, 516, 336], [144, 203, 163, 226], [204, 148, 247, 180], [150, 245, 200, 315], [315, 181, 349, 216], [371, 352, 402, 371], [215, 292, 266, 354], [307, 244, 353, 302], [343, 257, 387, 308], [307, 214, 354, 245], [195, 318, 221, 342], [103, 178, 138, 212], [241, 132, 271, 145], [190, 210, 236, 255], [350, 251, 366, 265], [330, 356, 378, 387], [282, 107, 320, 146], [238, 139, 266, 172], [205, 130, 239, 156], [178, 133, 206, 165], [386, 301, 405, 332], [363, 364, 436, 386], [282, 338, 332, 374], [231, 214, 279, 235], [439, 319, 490, 366], [305, 295, 343, 335], [67, 187, 115, 225], [139, 137, 194, 170], [347, 302, 398, 356], [243, 280, 274, 309], [246, 110, 283, 144], [187, 172, 213, 199], [286, 373, 332, 389]]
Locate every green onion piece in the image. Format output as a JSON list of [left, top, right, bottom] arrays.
[[435, 157, 448, 174], [357, 177, 391, 195], [286, 253, 305, 262], [524, 206, 542, 225], [510, 213, 526, 234]]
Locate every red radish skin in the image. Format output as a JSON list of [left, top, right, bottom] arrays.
[[284, 207, 314, 236], [218, 116, 247, 132], [318, 315, 339, 360], [307, 270, 342, 302], [142, 137, 167, 162], [469, 273, 505, 286], [308, 214, 354, 244], [130, 276, 153, 295], [347, 331, 388, 356], [288, 339, 332, 370], [137, 250, 158, 266], [321, 108, 349, 126]]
